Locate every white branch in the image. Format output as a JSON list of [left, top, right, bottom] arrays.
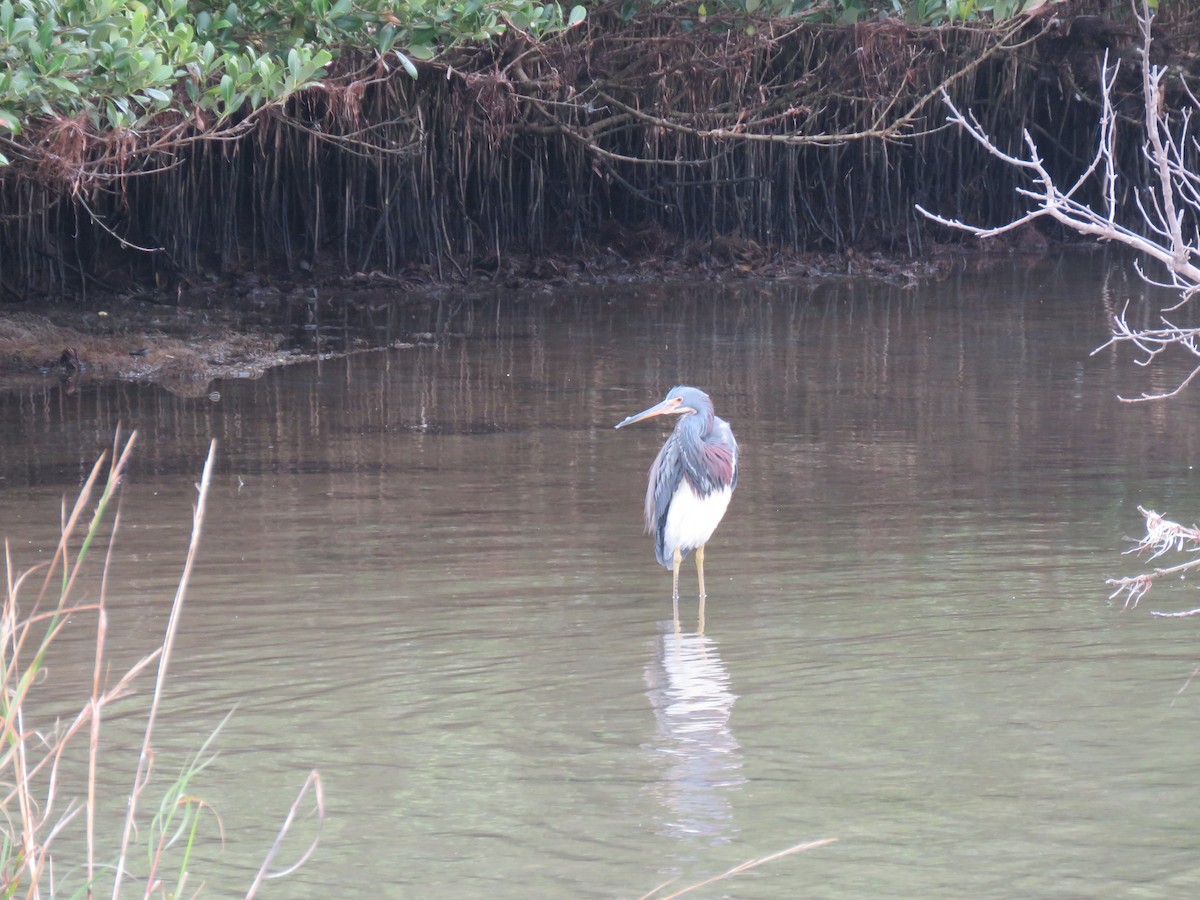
[[919, 2, 1200, 400], [1106, 507, 1200, 611]]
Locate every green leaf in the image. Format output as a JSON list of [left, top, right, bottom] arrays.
[[47, 76, 81, 95], [395, 50, 418, 78], [0, 108, 20, 134], [376, 23, 397, 53], [567, 5, 586, 26]]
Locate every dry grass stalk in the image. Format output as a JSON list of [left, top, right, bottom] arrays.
[[1, 434, 323, 897], [245, 769, 325, 898], [110, 438, 216, 896], [640, 837, 837, 899]]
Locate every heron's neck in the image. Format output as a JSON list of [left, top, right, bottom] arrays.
[[678, 409, 714, 437]]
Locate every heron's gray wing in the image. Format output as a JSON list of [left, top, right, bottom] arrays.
[[702, 418, 738, 492], [645, 434, 683, 567], [679, 419, 737, 496]]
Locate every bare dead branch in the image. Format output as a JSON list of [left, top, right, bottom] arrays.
[[919, 2, 1200, 401], [1107, 507, 1200, 611]]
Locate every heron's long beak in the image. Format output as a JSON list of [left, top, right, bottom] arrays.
[[614, 397, 686, 429]]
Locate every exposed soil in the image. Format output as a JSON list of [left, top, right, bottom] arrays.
[[0, 284, 332, 396]]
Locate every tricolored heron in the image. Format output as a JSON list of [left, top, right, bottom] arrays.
[[615, 386, 738, 623]]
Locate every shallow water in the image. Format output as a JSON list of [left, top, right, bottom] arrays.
[[5, 255, 1200, 897]]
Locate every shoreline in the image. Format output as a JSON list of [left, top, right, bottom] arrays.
[[0, 240, 1073, 394]]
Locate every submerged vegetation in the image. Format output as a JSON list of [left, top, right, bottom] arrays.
[[0, 0, 1195, 300], [0, 434, 322, 896]]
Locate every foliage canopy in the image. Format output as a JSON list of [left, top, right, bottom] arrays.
[[0, 0, 586, 165], [0, 0, 1062, 168]]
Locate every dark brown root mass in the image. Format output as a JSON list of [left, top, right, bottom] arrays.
[[0, 1, 1196, 307]]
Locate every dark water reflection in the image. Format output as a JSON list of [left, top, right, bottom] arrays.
[[5, 254, 1200, 896]]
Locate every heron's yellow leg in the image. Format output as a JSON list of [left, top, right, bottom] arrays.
[[696, 544, 707, 633]]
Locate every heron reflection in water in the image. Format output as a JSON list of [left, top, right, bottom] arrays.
[[615, 386, 738, 628], [644, 624, 743, 844]]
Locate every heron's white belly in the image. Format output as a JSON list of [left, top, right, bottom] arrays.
[[662, 481, 733, 559]]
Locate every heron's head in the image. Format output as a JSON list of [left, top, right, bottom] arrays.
[[614, 386, 713, 429]]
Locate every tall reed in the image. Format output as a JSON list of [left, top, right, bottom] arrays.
[[0, 432, 322, 898]]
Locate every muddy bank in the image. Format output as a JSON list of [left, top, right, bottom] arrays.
[[0, 232, 1058, 394], [0, 300, 293, 397]]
